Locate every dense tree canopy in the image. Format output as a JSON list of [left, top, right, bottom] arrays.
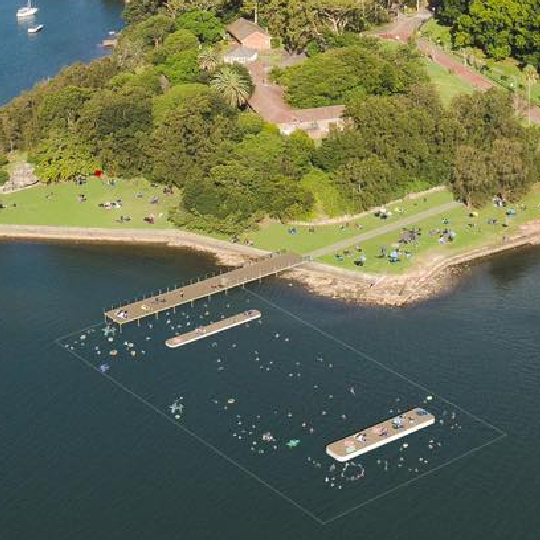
[[316, 85, 540, 209], [273, 40, 427, 107], [260, 0, 390, 52], [177, 129, 314, 231], [150, 92, 238, 187], [449, 89, 540, 205], [1, 0, 539, 235], [435, 0, 540, 65], [175, 10, 224, 43]]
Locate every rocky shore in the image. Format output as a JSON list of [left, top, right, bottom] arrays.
[[1, 221, 540, 307], [286, 220, 540, 306]]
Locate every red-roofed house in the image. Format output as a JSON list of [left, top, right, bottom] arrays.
[[227, 18, 271, 50]]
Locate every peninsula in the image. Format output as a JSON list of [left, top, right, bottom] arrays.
[[2, 0, 540, 306]]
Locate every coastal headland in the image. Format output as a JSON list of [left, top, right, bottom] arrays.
[[3, 4, 540, 309]]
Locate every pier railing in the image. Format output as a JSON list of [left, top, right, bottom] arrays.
[[104, 252, 304, 325]]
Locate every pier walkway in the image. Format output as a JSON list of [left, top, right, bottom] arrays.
[[105, 252, 303, 325], [165, 310, 261, 348]]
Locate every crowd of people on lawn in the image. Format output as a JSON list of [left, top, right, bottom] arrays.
[[30, 175, 175, 225]]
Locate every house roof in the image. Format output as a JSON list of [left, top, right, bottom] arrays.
[[224, 47, 258, 60], [290, 105, 346, 123], [227, 18, 269, 41]]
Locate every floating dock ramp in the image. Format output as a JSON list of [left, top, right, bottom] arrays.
[[105, 252, 303, 326], [326, 408, 435, 462], [165, 310, 261, 348]]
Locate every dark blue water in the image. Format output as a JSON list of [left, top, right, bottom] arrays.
[[0, 241, 539, 539], [0, 0, 124, 104]]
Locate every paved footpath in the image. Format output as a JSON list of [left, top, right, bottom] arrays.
[[417, 39, 494, 90], [375, 12, 431, 41], [308, 201, 460, 259], [377, 12, 540, 125]]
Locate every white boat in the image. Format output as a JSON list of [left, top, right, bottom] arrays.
[[27, 24, 44, 33], [17, 1, 38, 18]]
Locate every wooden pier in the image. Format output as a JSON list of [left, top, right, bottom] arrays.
[[105, 252, 303, 326], [165, 310, 261, 348], [326, 408, 435, 462]]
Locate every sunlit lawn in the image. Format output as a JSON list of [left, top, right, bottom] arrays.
[[421, 19, 540, 105], [0, 177, 177, 229], [318, 184, 540, 274], [424, 58, 476, 105], [246, 189, 455, 253]]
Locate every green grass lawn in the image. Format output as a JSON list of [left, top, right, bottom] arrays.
[[420, 19, 540, 106], [420, 19, 452, 49], [318, 184, 540, 274], [0, 177, 177, 229], [481, 57, 540, 105], [245, 189, 455, 253], [424, 58, 476, 105]]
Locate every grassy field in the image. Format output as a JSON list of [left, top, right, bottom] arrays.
[[420, 19, 452, 48], [424, 58, 476, 105], [318, 184, 540, 274], [0, 177, 177, 229], [420, 19, 540, 105], [244, 190, 455, 253]]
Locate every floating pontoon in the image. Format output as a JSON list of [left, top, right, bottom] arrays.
[[326, 408, 435, 462]]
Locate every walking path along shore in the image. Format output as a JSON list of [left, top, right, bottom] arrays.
[[3, 220, 540, 307]]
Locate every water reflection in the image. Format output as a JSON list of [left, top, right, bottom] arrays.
[[486, 246, 540, 288]]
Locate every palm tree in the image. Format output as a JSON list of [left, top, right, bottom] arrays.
[[523, 64, 538, 126], [210, 67, 251, 108], [198, 48, 220, 73]]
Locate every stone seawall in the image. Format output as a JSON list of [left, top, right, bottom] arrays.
[[285, 221, 540, 306]]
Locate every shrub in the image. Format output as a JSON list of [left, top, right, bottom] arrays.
[[0, 169, 10, 185]]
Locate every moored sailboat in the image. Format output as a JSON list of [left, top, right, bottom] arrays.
[[17, 0, 38, 18]]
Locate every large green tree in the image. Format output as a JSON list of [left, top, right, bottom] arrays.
[[437, 0, 540, 64], [30, 132, 100, 183], [123, 0, 164, 25], [77, 88, 153, 175], [150, 93, 237, 186], [274, 40, 427, 107]]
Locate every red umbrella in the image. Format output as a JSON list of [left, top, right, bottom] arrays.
[[93, 170, 103, 178]]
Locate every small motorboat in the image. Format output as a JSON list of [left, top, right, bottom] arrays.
[[17, 0, 38, 18], [27, 24, 43, 33]]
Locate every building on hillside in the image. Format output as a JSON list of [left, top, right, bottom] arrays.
[[227, 18, 271, 50], [223, 47, 258, 65], [277, 106, 346, 139]]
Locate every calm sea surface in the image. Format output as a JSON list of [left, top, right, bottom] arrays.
[[0, 241, 539, 539], [0, 0, 124, 105]]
